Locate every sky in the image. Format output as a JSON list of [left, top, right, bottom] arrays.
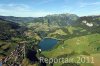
[[0, 0, 100, 17]]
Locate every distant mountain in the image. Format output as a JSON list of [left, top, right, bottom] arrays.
[[0, 14, 100, 29], [0, 14, 79, 26], [32, 13, 79, 26], [0, 16, 34, 23]]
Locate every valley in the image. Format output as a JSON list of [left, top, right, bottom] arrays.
[[0, 13, 100, 66]]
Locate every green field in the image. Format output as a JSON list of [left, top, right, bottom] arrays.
[[41, 34, 100, 66]]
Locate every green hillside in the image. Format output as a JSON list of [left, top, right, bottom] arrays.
[[0, 14, 100, 66]]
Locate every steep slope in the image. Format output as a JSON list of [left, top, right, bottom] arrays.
[[0, 18, 28, 60], [77, 15, 100, 33], [0, 18, 21, 40]]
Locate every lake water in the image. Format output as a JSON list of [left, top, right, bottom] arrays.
[[38, 38, 58, 51]]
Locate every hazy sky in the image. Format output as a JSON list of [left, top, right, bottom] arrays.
[[0, 0, 100, 17]]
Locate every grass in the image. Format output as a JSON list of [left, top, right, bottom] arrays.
[[41, 33, 100, 58], [41, 33, 100, 66], [48, 29, 67, 36]]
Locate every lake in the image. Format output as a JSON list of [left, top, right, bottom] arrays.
[[38, 38, 58, 51]]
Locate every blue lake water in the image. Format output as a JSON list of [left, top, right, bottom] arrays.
[[39, 38, 58, 51]]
